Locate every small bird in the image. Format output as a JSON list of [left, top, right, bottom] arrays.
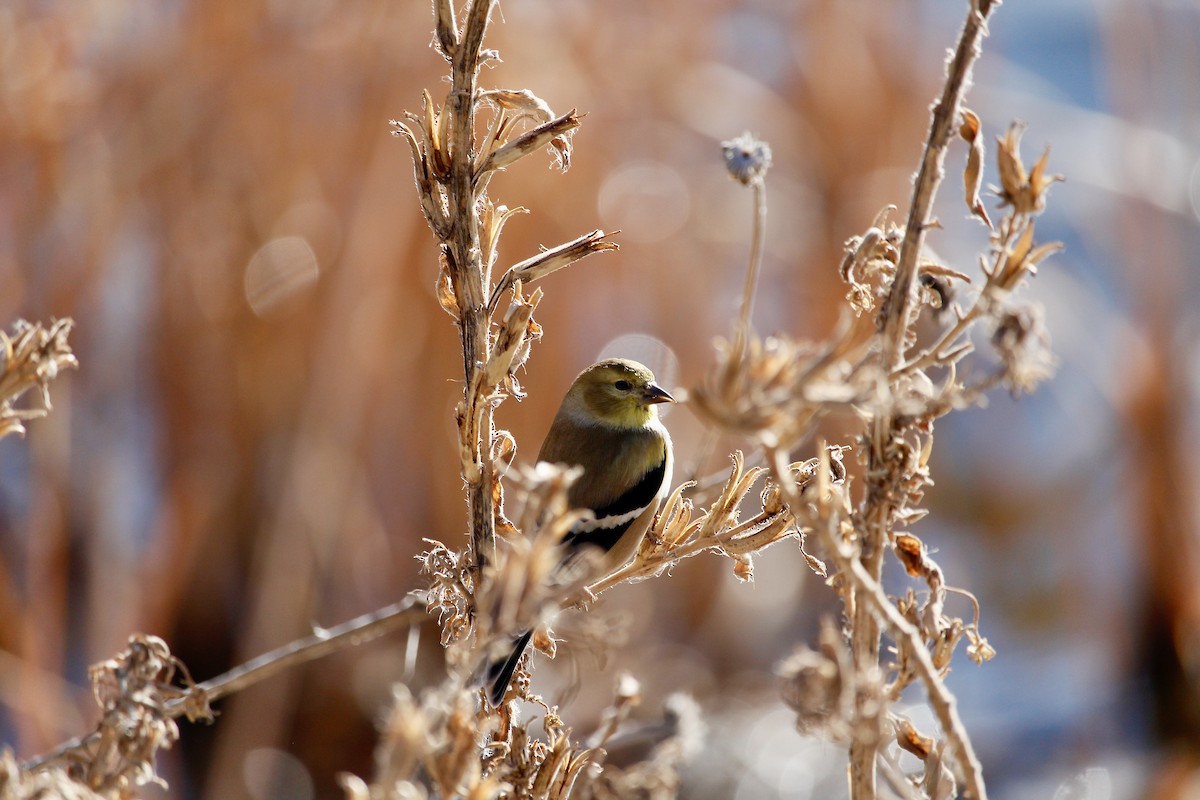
[[487, 358, 675, 706]]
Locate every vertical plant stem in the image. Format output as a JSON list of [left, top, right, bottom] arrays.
[[447, 0, 498, 569], [735, 178, 767, 352], [854, 3, 998, 798], [881, 0, 997, 368]]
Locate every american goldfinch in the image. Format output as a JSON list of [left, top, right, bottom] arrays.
[[487, 358, 675, 706]]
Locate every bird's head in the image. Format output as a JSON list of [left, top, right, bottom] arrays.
[[569, 358, 674, 429]]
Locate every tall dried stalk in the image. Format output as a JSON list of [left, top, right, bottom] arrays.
[[856, 3, 1000, 796], [395, 0, 617, 571], [693, 1, 1062, 797]]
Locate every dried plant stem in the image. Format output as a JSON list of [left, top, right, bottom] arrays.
[[847, 559, 985, 798], [881, 0, 997, 366], [735, 178, 767, 350], [447, 0, 499, 568], [174, 595, 427, 711], [582, 508, 786, 599], [23, 596, 427, 773], [858, 4, 999, 797], [767, 448, 987, 799]]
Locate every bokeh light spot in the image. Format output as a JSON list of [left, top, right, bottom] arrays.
[[244, 235, 320, 316], [243, 747, 314, 800], [597, 162, 691, 244]]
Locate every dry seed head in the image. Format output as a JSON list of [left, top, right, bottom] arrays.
[[430, 695, 485, 796], [0, 750, 106, 800], [777, 621, 850, 737], [839, 224, 903, 316], [376, 684, 434, 782], [476, 102, 580, 175], [993, 122, 1062, 216], [418, 540, 475, 647], [992, 221, 1064, 292], [721, 131, 772, 186], [0, 318, 78, 440], [75, 634, 190, 794], [690, 333, 812, 441], [991, 303, 1056, 396], [485, 287, 541, 392], [695, 324, 875, 448]]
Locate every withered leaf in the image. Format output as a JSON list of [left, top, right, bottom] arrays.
[[959, 109, 992, 228], [895, 533, 927, 577], [436, 259, 458, 320], [896, 719, 935, 760]]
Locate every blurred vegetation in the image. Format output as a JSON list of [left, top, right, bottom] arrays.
[[1, 1, 1197, 798]]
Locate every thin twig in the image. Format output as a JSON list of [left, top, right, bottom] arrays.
[[880, 2, 997, 368], [176, 595, 428, 711], [23, 595, 429, 772], [735, 178, 767, 351], [486, 229, 619, 316]]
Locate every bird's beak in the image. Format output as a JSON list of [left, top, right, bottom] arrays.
[[642, 382, 675, 405]]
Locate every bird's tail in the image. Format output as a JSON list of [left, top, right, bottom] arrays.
[[486, 629, 533, 707]]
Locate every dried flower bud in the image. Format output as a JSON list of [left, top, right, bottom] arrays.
[[778, 645, 843, 735], [967, 635, 997, 665], [991, 303, 1057, 396], [896, 718, 935, 760], [731, 554, 754, 582], [959, 109, 992, 228], [721, 132, 772, 186], [895, 533, 927, 578], [993, 122, 1062, 216]]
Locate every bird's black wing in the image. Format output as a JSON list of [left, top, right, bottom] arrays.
[[487, 629, 533, 707], [563, 454, 667, 554]]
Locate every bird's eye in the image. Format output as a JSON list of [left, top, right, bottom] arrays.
[[614, 379, 632, 392]]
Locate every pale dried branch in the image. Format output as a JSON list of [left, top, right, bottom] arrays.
[[487, 230, 620, 315], [25, 597, 428, 778], [856, 4, 1002, 794], [880, 1, 999, 366], [475, 110, 582, 177], [767, 446, 988, 800]]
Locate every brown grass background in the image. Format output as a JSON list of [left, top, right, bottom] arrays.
[[2, 0, 1197, 797]]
